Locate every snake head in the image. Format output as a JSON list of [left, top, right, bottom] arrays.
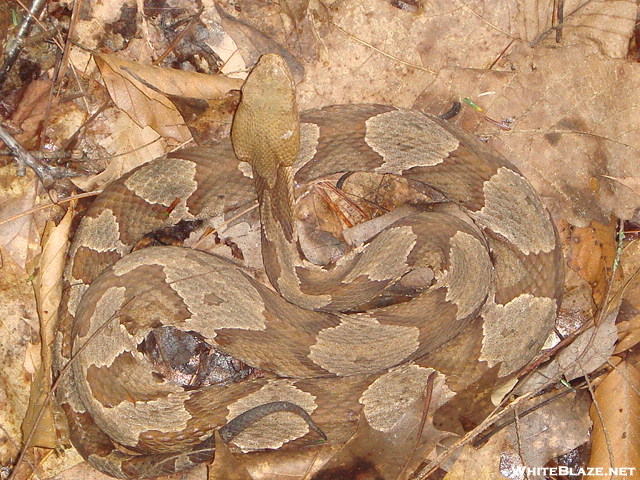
[[231, 54, 300, 187]]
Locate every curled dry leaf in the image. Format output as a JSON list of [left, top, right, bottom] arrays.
[[95, 53, 243, 140], [80, 55, 244, 190], [588, 360, 640, 477], [207, 431, 253, 480], [214, 3, 305, 83]]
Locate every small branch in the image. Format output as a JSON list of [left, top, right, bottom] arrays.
[[0, 124, 78, 188]]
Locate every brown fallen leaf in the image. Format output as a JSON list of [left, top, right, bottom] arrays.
[[567, 218, 620, 307], [602, 176, 640, 198], [21, 207, 73, 450], [588, 359, 640, 479], [208, 430, 254, 480], [517, 310, 618, 393], [504, 391, 591, 472], [521, 0, 636, 56], [95, 53, 243, 142], [214, 3, 305, 82], [615, 240, 640, 354], [415, 43, 640, 229]]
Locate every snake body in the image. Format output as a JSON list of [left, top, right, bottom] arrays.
[[54, 55, 564, 478]]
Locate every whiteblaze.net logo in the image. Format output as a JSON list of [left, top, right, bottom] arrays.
[[512, 466, 637, 477]]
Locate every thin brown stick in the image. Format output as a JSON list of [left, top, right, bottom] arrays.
[[0, 422, 41, 479], [585, 373, 615, 477], [0, 190, 101, 227], [530, 0, 595, 47]]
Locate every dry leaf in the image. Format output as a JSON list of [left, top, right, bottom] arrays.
[[442, 431, 506, 480], [0, 168, 39, 268], [603, 176, 640, 198], [519, 0, 636, 56], [21, 207, 73, 449], [94, 54, 190, 143], [72, 112, 167, 191], [567, 219, 620, 307], [504, 391, 591, 471], [416, 42, 640, 228], [95, 53, 242, 142], [615, 240, 640, 354], [214, 3, 305, 82], [208, 431, 254, 480], [588, 360, 640, 478], [517, 311, 618, 393], [0, 252, 38, 471]]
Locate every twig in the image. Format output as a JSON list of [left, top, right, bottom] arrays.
[[0, 422, 41, 479], [411, 373, 563, 480], [0, 0, 48, 87], [555, 0, 565, 43], [0, 124, 79, 187], [530, 0, 595, 47], [585, 373, 615, 474], [0, 190, 100, 227]]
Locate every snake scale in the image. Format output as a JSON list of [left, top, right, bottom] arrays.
[[53, 54, 564, 478]]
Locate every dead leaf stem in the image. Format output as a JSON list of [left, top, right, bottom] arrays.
[[530, 0, 596, 47]]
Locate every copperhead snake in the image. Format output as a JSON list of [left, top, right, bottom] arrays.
[[53, 54, 564, 479]]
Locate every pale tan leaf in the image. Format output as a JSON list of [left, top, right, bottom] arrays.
[[588, 360, 640, 478], [20, 207, 73, 449], [71, 112, 167, 191], [94, 55, 189, 143], [0, 255, 38, 470], [603, 175, 640, 197], [214, 3, 305, 82], [415, 43, 640, 228], [236, 445, 336, 480], [506, 391, 592, 470], [0, 169, 38, 268], [518, 310, 618, 392]]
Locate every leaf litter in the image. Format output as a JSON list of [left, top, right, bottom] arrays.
[[1, 0, 640, 478]]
